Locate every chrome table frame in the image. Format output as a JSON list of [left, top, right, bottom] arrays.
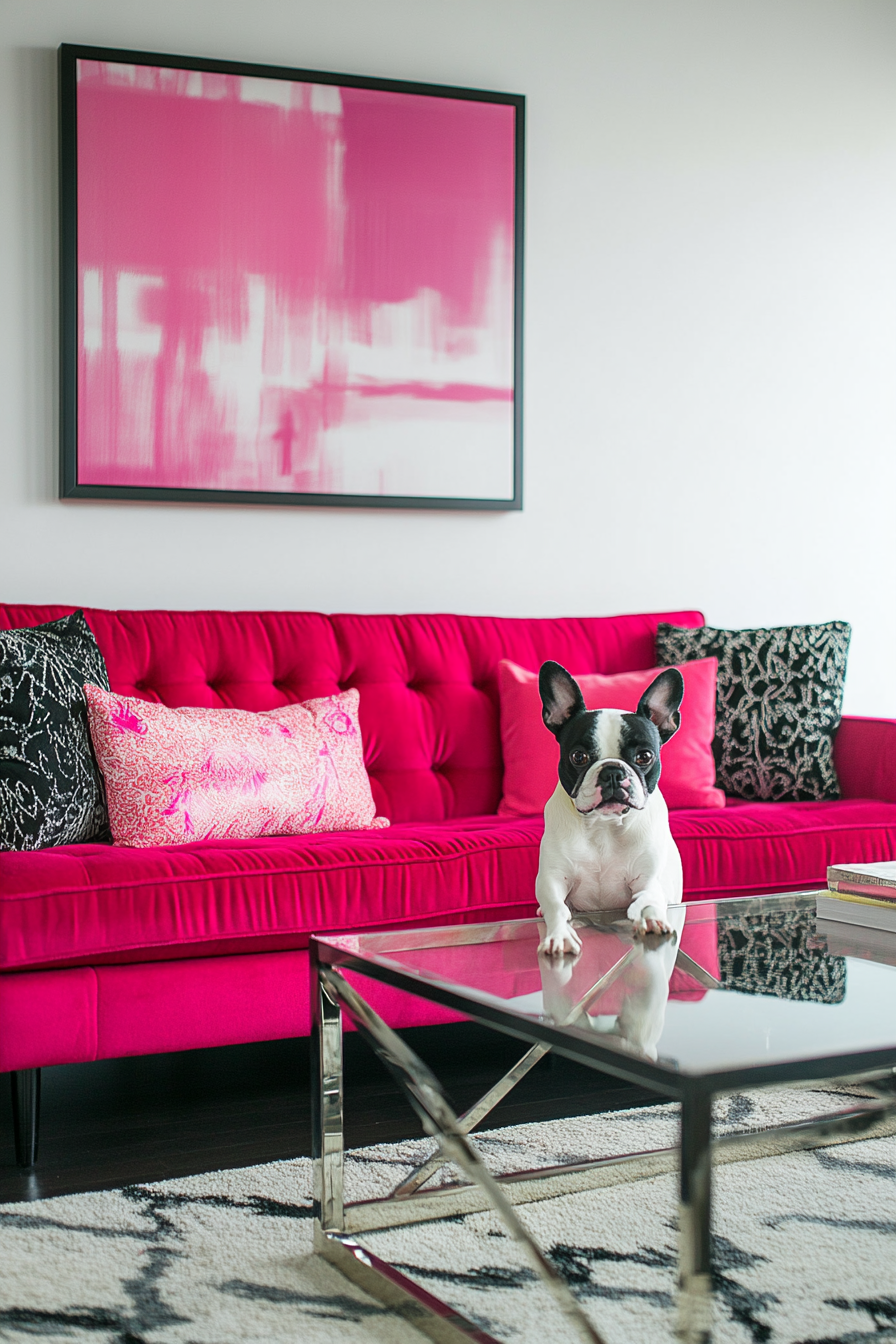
[[310, 910, 896, 1344]]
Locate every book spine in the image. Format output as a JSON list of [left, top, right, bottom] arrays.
[[828, 881, 896, 903]]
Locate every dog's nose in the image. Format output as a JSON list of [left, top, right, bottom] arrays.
[[598, 764, 627, 790]]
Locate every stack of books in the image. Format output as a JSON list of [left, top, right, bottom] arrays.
[[816, 861, 896, 934]]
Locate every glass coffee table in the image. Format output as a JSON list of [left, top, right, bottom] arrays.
[[310, 892, 896, 1344]]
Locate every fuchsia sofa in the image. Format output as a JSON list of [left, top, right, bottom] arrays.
[[3, 604, 896, 1164]]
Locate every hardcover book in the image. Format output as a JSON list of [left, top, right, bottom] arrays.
[[827, 860, 896, 902]]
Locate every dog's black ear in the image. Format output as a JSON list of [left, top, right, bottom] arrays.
[[636, 668, 684, 743], [539, 661, 586, 736]]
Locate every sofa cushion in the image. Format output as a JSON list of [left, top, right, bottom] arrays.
[[3, 800, 896, 973], [656, 620, 851, 803], [85, 684, 387, 846], [0, 815, 545, 972], [0, 611, 111, 850]]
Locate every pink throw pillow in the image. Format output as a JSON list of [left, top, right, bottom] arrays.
[[85, 684, 389, 847], [498, 658, 724, 817]]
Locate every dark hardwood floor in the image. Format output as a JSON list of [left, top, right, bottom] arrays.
[[0, 1023, 654, 1204]]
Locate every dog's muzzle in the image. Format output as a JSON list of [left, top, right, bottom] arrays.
[[576, 760, 643, 815]]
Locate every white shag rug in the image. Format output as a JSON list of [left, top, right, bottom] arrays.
[[1, 1088, 895, 1344]]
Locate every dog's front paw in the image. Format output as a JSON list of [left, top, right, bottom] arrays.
[[631, 913, 674, 940], [538, 923, 582, 957]]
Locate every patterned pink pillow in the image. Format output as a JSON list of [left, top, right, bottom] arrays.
[[85, 684, 388, 847]]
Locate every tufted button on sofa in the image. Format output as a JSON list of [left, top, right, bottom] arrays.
[[2, 604, 896, 1164]]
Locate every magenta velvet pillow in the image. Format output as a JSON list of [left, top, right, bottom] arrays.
[[498, 658, 724, 817], [85, 684, 389, 847]]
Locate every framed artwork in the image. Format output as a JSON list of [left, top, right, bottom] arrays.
[[59, 44, 524, 510]]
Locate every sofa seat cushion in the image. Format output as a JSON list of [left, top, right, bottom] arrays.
[[673, 797, 896, 900], [0, 815, 546, 973], [4, 799, 896, 974]]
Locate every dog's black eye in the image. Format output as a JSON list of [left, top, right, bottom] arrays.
[[634, 750, 654, 767], [569, 747, 590, 768]]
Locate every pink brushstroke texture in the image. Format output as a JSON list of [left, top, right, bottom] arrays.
[[76, 62, 516, 495]]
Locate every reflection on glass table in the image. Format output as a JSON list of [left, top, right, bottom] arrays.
[[329, 894, 896, 1078]]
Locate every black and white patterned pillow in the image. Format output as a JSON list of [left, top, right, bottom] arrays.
[[0, 611, 111, 849], [655, 621, 850, 802]]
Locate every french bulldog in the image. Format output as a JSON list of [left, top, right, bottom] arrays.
[[535, 661, 684, 956]]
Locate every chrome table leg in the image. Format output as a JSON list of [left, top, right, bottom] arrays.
[[677, 1089, 713, 1344], [312, 963, 344, 1234]]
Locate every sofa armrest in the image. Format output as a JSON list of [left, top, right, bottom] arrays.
[[834, 716, 896, 802]]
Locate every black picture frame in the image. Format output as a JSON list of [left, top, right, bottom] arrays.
[[59, 43, 524, 511]]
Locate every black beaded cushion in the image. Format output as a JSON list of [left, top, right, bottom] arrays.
[[655, 620, 850, 802], [0, 611, 111, 849]]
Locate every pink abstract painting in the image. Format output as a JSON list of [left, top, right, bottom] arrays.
[[69, 55, 521, 504]]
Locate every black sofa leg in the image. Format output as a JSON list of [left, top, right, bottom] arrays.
[[11, 1069, 41, 1167]]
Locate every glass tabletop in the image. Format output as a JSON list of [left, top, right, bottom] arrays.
[[316, 892, 896, 1082]]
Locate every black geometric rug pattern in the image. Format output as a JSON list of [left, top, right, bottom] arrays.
[[1, 1088, 893, 1343]]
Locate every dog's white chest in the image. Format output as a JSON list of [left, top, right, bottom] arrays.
[[560, 825, 641, 910], [537, 783, 682, 915]]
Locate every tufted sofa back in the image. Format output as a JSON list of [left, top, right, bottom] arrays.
[[0, 606, 703, 823]]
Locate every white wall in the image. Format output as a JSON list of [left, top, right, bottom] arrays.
[[2, 0, 896, 713]]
